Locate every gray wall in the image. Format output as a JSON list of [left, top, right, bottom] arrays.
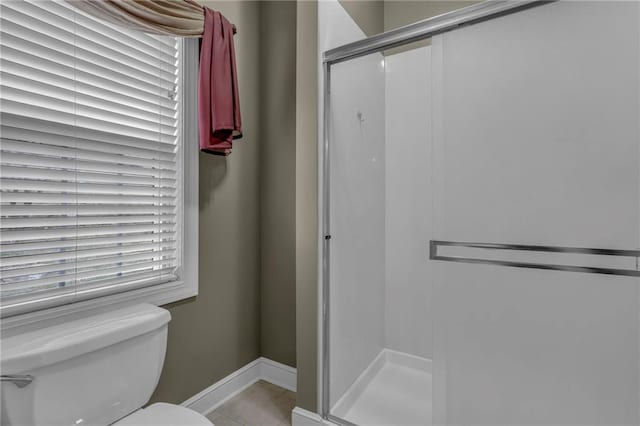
[[384, 1, 478, 31], [337, 1, 478, 37], [259, 1, 298, 368], [295, 0, 319, 412], [338, 0, 383, 37], [151, 0, 297, 404]]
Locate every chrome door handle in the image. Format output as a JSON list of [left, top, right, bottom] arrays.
[[1, 374, 33, 388]]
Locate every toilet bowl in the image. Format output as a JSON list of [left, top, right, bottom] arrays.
[[113, 403, 211, 426], [1, 304, 213, 426]]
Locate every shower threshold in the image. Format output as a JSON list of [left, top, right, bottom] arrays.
[[331, 349, 432, 425]]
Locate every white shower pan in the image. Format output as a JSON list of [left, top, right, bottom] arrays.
[[332, 349, 432, 425]]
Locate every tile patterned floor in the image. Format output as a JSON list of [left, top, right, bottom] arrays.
[[206, 381, 296, 426]]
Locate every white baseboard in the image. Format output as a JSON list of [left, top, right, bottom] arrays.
[[259, 357, 297, 391], [292, 407, 324, 426], [181, 357, 297, 416], [181, 358, 261, 416]]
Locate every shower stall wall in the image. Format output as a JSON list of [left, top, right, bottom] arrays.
[[320, 1, 640, 425]]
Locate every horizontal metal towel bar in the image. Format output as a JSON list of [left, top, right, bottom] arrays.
[[1, 374, 33, 388], [429, 240, 640, 277]]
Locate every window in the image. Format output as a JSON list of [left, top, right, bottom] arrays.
[[0, 0, 198, 319]]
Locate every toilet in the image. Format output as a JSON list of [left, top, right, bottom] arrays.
[[1, 304, 213, 426]]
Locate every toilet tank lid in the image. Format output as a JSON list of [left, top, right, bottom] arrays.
[[1, 303, 171, 374]]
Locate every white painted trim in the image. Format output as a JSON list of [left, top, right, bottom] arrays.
[[331, 348, 432, 418], [182, 357, 297, 417], [182, 359, 262, 417], [1, 39, 200, 331], [292, 407, 325, 426], [176, 35, 200, 313], [259, 357, 297, 392]]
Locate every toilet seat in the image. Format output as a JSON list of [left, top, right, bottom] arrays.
[[112, 403, 213, 426]]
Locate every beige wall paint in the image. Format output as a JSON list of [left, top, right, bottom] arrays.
[[295, 0, 319, 413], [337, 0, 476, 38], [338, 0, 384, 37], [384, 1, 477, 55], [259, 0, 298, 368], [384, 0, 478, 31], [151, 1, 263, 404]]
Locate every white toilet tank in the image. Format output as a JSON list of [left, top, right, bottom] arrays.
[[1, 304, 171, 426]]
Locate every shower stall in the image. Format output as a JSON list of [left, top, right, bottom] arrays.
[[319, 1, 640, 425]]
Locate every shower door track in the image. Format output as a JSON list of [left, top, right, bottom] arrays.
[[320, 0, 556, 422]]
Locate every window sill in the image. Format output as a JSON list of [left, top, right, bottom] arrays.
[[0, 278, 197, 333]]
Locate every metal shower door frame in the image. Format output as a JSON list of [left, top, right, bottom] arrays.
[[320, 2, 554, 423]]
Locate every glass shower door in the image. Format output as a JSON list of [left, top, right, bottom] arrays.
[[325, 34, 435, 426], [430, 1, 640, 424]]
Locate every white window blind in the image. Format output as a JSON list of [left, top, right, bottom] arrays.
[[0, 0, 183, 316]]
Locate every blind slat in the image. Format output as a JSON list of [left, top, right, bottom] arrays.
[[1, 232, 176, 256], [1, 77, 177, 133], [2, 262, 176, 292], [0, 191, 176, 205], [1, 250, 176, 280], [1, 99, 178, 142], [2, 139, 177, 170], [0, 0, 182, 315], [1, 125, 177, 161], [1, 71, 178, 127], [1, 223, 176, 243], [0, 179, 175, 196], [2, 242, 177, 268], [1, 152, 177, 177], [32, 0, 179, 58], [0, 164, 177, 185], [1, 114, 178, 153], [0, 179, 176, 198], [0, 5, 178, 80], [1, 214, 177, 229], [0, 203, 176, 217], [1, 48, 178, 111], [0, 29, 176, 93]]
